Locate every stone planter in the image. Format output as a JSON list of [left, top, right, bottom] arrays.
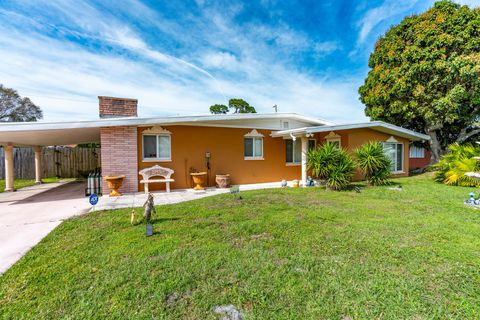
[[104, 175, 126, 197], [190, 172, 207, 190], [215, 174, 231, 188]]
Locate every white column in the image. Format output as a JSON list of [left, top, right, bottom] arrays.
[[34, 146, 42, 184], [4, 143, 14, 192], [301, 136, 308, 186]]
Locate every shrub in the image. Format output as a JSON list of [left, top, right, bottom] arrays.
[[434, 143, 480, 187], [307, 142, 355, 190], [355, 142, 392, 186]]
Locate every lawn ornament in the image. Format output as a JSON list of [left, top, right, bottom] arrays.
[[143, 193, 156, 236], [143, 193, 156, 222], [292, 180, 299, 188], [281, 180, 287, 188], [465, 192, 480, 207], [230, 185, 242, 199], [354, 186, 361, 193], [130, 209, 141, 225], [469, 192, 476, 203], [306, 176, 314, 187]]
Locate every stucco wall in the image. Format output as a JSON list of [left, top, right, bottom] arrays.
[[137, 126, 301, 191], [313, 128, 410, 180], [135, 125, 411, 191]]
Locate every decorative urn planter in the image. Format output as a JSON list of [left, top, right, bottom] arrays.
[[190, 172, 207, 190], [104, 175, 126, 197], [215, 174, 231, 188]]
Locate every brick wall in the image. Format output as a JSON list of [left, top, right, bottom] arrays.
[[99, 96, 137, 118], [100, 126, 138, 193], [409, 149, 431, 170]]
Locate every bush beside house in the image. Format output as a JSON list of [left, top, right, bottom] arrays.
[[434, 143, 480, 187], [355, 142, 392, 186], [307, 142, 355, 190]]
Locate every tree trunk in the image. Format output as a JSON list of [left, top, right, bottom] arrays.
[[456, 128, 480, 144], [427, 129, 441, 164]]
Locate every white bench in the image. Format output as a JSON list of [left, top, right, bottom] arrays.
[[139, 165, 175, 194]]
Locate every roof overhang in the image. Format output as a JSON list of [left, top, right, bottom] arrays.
[[271, 121, 431, 142], [0, 113, 330, 147]]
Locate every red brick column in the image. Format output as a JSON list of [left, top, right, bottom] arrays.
[[100, 126, 138, 194]]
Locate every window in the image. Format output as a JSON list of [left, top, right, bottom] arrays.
[[286, 139, 302, 164], [283, 121, 290, 129], [308, 139, 316, 151], [383, 142, 403, 172], [410, 146, 425, 158], [327, 139, 341, 148], [324, 132, 341, 149], [143, 134, 171, 161], [244, 137, 263, 160]]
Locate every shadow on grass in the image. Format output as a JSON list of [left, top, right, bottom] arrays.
[[342, 180, 403, 192], [151, 217, 180, 224]]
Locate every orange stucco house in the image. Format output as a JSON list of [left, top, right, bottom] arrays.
[[0, 96, 430, 193]]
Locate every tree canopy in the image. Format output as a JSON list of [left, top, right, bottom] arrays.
[[359, 0, 480, 163], [0, 85, 43, 122], [209, 104, 229, 114], [209, 98, 256, 114]]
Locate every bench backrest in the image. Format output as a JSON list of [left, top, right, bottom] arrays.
[[139, 165, 174, 180]]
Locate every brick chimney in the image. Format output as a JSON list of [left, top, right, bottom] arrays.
[[98, 96, 138, 118]]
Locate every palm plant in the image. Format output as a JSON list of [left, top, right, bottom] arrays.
[[355, 141, 392, 186], [434, 143, 480, 187], [307, 142, 355, 190]]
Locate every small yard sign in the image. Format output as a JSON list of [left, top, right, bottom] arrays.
[[89, 193, 99, 211], [89, 193, 99, 205]]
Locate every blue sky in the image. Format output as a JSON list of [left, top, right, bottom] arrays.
[[0, 0, 477, 122]]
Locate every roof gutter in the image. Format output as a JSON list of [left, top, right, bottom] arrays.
[[271, 121, 430, 142]]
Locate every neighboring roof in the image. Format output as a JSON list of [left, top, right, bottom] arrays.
[[0, 113, 331, 146], [271, 121, 431, 141]]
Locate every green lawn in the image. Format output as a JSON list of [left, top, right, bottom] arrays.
[[0, 177, 69, 192], [1, 174, 480, 319]]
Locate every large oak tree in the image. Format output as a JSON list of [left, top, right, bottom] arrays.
[[0, 85, 42, 122], [359, 0, 480, 163]]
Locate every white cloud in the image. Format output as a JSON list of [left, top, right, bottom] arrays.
[[356, 0, 418, 44], [0, 0, 367, 124], [314, 41, 340, 55], [201, 52, 240, 71], [451, 0, 480, 8]]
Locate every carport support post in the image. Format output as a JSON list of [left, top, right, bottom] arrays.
[[301, 136, 308, 186], [4, 143, 14, 192], [34, 146, 42, 184]]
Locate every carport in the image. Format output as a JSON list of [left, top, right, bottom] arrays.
[[0, 121, 101, 191]]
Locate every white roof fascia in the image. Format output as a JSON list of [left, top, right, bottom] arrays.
[[0, 113, 329, 132], [271, 121, 430, 141]]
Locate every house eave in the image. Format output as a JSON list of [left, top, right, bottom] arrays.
[[271, 121, 430, 141]]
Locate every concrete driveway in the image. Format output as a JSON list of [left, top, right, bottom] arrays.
[[0, 181, 91, 273]]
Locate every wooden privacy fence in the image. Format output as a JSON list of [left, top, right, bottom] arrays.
[[0, 147, 100, 179]]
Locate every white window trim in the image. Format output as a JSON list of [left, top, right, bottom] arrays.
[[244, 136, 264, 160], [409, 145, 425, 159], [308, 138, 316, 150], [286, 139, 302, 165], [383, 142, 404, 173], [142, 133, 172, 162], [326, 137, 341, 147], [324, 131, 341, 148]]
